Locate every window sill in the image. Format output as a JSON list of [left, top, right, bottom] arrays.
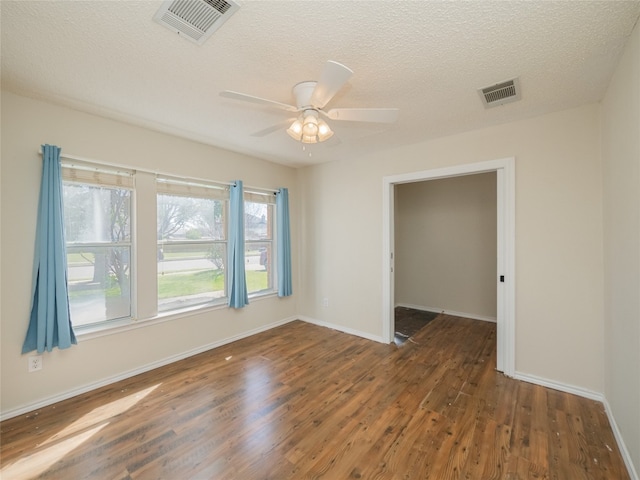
[[75, 300, 228, 341], [249, 290, 278, 302], [74, 291, 279, 341]]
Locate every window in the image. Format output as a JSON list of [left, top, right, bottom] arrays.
[[245, 194, 276, 295], [62, 163, 133, 327], [157, 177, 227, 312], [60, 160, 280, 332]]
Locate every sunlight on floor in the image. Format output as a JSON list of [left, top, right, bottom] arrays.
[[1, 424, 108, 479], [1, 384, 160, 479], [242, 360, 274, 451]]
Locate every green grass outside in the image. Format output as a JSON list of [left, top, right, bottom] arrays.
[[68, 284, 121, 299], [157, 269, 269, 298], [69, 269, 270, 299], [68, 251, 261, 265], [157, 269, 224, 298]]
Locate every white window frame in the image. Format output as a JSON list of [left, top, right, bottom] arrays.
[[61, 160, 135, 331], [244, 191, 277, 298], [156, 175, 229, 313]]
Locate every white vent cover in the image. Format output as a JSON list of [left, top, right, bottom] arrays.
[[478, 78, 521, 108], [153, 0, 240, 45]]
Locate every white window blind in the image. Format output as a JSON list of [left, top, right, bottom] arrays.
[[244, 191, 276, 204], [62, 160, 134, 188], [156, 175, 228, 200]]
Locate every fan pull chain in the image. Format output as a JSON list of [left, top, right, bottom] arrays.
[[301, 145, 312, 157]]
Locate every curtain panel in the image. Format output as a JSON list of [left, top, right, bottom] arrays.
[[276, 188, 293, 297], [23, 144, 77, 354], [228, 180, 249, 308]]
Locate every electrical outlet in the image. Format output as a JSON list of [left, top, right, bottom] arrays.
[[28, 355, 42, 372], [322, 298, 329, 307]]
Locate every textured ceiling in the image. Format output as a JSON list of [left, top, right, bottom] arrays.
[[2, 1, 639, 167]]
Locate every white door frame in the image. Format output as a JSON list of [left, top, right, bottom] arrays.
[[382, 157, 515, 376]]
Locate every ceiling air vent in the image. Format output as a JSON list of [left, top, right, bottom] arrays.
[[153, 0, 240, 45], [478, 78, 521, 108]]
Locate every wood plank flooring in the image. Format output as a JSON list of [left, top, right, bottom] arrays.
[[0, 316, 630, 479], [394, 306, 439, 345]]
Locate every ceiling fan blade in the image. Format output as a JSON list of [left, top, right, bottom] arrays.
[[310, 61, 354, 108], [220, 90, 298, 112], [326, 108, 399, 123], [251, 120, 293, 137]]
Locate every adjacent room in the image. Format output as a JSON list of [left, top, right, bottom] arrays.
[[1, 1, 639, 478], [394, 173, 498, 341]]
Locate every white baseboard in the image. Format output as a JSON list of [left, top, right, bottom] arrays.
[[513, 371, 604, 401], [602, 398, 640, 480], [395, 303, 497, 323], [0, 316, 298, 422], [514, 371, 638, 480], [298, 315, 386, 343]]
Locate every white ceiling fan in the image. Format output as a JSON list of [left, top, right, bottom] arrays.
[[220, 60, 399, 144]]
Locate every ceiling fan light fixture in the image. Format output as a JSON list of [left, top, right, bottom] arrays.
[[222, 60, 399, 147], [287, 110, 333, 144], [302, 114, 319, 137], [221, 61, 399, 147], [317, 120, 334, 142], [286, 118, 304, 140]]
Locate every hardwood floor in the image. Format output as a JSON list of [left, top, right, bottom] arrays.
[[394, 306, 439, 345], [0, 316, 629, 479]]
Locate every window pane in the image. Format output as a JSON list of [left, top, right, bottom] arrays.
[[67, 246, 131, 326], [245, 202, 270, 241], [158, 242, 226, 312], [64, 184, 131, 243], [245, 202, 275, 295], [246, 241, 273, 294], [157, 194, 224, 241], [157, 192, 227, 312]]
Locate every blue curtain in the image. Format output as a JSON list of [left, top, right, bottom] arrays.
[[228, 181, 249, 308], [23, 145, 77, 354], [276, 188, 293, 297]]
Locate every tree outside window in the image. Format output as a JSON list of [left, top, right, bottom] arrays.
[[63, 183, 132, 326], [157, 193, 226, 312]]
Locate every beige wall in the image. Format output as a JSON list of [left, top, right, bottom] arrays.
[[602, 20, 640, 473], [0, 91, 298, 415], [395, 173, 497, 319], [298, 103, 604, 393]]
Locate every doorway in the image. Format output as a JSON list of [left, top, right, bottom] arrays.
[[382, 158, 515, 375]]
